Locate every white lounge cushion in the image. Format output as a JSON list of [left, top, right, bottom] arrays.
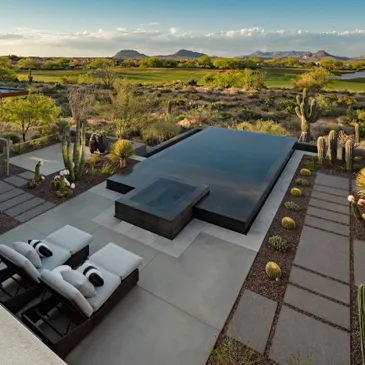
[[39, 241, 70, 272], [0, 245, 40, 283], [51, 265, 71, 279], [12, 242, 42, 269], [46, 225, 93, 255], [77, 261, 121, 312], [62, 270, 97, 298], [40, 270, 93, 318], [88, 243, 143, 279]]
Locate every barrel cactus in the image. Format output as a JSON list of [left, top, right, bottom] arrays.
[[291, 188, 302, 197], [328, 130, 338, 164], [358, 284, 365, 364], [317, 136, 326, 165], [268, 236, 289, 252], [300, 168, 311, 177], [282, 217, 296, 230], [345, 139, 354, 171], [296, 88, 321, 143], [265, 262, 281, 281]]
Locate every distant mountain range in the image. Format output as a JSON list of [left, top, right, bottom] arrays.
[[113, 48, 363, 61], [113, 49, 207, 59], [243, 50, 351, 61]]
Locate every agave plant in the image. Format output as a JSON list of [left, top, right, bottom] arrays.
[[110, 140, 135, 168], [356, 168, 365, 198]]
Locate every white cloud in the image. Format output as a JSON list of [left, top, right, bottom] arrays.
[[0, 26, 364, 57], [140, 22, 160, 26]]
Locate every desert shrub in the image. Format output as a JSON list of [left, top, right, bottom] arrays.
[[234, 120, 289, 136], [0, 132, 21, 144], [277, 100, 296, 113], [315, 94, 338, 116], [219, 112, 234, 120], [238, 109, 262, 120], [100, 163, 115, 176], [284, 201, 300, 211], [295, 178, 310, 186], [141, 120, 180, 146], [260, 97, 275, 108], [31, 133, 42, 140]]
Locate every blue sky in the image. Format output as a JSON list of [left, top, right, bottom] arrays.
[[1, 0, 364, 57]]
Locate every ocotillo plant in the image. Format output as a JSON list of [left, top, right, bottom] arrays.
[[355, 123, 360, 145], [296, 88, 321, 143], [317, 136, 326, 164], [328, 130, 338, 164], [358, 284, 365, 364], [61, 120, 86, 182], [345, 139, 354, 171]]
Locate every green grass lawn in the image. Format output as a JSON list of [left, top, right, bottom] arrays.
[[16, 67, 365, 92]]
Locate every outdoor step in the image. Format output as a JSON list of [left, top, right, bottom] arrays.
[[0, 193, 34, 212], [270, 306, 350, 365], [18, 171, 35, 180], [5, 197, 45, 217], [290, 266, 350, 305], [311, 191, 348, 206], [315, 173, 349, 191], [230, 290, 277, 354], [3, 175, 28, 187], [0, 188, 24, 204], [294, 226, 349, 283], [16, 202, 55, 223], [305, 215, 349, 236], [309, 198, 349, 215], [284, 285, 350, 329], [0, 181, 14, 194], [313, 183, 348, 197], [307, 206, 349, 225], [354, 240, 365, 286]]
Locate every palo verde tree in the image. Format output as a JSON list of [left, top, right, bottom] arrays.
[[0, 93, 60, 141], [87, 59, 119, 87], [293, 67, 333, 92]]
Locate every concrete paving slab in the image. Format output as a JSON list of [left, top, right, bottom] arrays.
[[230, 290, 277, 354], [313, 183, 348, 197], [290, 266, 350, 304], [0, 193, 34, 212], [270, 306, 350, 365], [0, 188, 24, 203], [66, 287, 218, 365], [18, 171, 35, 180], [309, 197, 349, 215], [4, 175, 28, 187], [284, 285, 350, 329], [16, 202, 56, 223], [0, 224, 46, 245], [294, 226, 349, 282], [139, 232, 257, 330], [307, 206, 349, 225], [354, 240, 365, 285], [315, 173, 349, 191], [5, 197, 44, 217], [311, 191, 348, 206], [305, 215, 349, 236], [0, 181, 14, 194], [9, 143, 92, 176]]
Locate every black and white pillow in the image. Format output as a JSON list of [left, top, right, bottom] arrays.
[[28, 240, 53, 258], [83, 265, 104, 287]]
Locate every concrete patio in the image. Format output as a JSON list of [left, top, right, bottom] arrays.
[[0, 150, 307, 365]]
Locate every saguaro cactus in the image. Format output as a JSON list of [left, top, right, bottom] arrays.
[[328, 130, 338, 164], [355, 123, 360, 145], [345, 139, 354, 171], [358, 284, 365, 364], [317, 136, 326, 164], [61, 120, 86, 182], [296, 88, 321, 143], [167, 100, 173, 115]]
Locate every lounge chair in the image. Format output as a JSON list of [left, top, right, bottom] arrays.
[[0, 225, 92, 312], [22, 243, 142, 358]]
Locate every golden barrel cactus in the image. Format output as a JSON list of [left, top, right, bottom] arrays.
[[265, 262, 281, 280], [282, 217, 296, 230], [291, 188, 302, 197]]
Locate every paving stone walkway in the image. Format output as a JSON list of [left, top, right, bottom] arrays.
[[0, 171, 55, 223], [230, 173, 353, 365]]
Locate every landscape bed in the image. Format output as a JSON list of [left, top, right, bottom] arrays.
[[208, 154, 364, 365]]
